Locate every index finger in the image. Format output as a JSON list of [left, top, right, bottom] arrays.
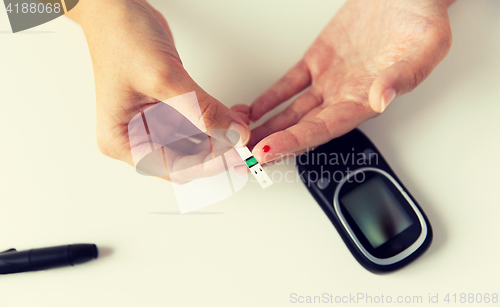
[[251, 101, 374, 163]]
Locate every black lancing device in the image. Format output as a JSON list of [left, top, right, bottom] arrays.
[[0, 244, 98, 274]]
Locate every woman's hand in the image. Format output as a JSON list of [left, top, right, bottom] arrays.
[[68, 0, 250, 181], [248, 0, 454, 163]]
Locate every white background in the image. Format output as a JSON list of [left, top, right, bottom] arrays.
[[0, 1, 499, 306]]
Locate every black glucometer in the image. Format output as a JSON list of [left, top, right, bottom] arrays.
[[296, 129, 432, 273]]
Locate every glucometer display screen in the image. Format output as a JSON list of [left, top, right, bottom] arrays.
[[341, 175, 413, 248]]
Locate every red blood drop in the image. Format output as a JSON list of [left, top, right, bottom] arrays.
[[262, 145, 270, 152]]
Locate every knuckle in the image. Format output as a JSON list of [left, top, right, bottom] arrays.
[[332, 100, 373, 130], [410, 68, 426, 92], [199, 100, 222, 129], [148, 70, 174, 97], [311, 117, 331, 137], [283, 129, 301, 149], [283, 107, 300, 123], [279, 74, 294, 88], [400, 60, 425, 93], [146, 66, 187, 100], [435, 25, 453, 53]]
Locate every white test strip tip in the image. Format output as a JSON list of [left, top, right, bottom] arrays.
[[235, 147, 273, 189]]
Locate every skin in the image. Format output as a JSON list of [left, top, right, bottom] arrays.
[[246, 0, 455, 164], [68, 0, 455, 179], [67, 0, 251, 181]]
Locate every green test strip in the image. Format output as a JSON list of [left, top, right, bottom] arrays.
[[236, 146, 273, 189], [245, 156, 258, 168]]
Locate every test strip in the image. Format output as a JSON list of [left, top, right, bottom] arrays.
[[235, 147, 273, 189]]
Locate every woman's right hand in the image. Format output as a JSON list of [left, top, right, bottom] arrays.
[[68, 0, 251, 182]]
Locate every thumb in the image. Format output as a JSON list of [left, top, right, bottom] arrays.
[[369, 30, 452, 113], [163, 91, 251, 147], [197, 92, 251, 147]]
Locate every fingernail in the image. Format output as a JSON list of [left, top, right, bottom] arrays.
[[227, 121, 250, 147], [380, 88, 397, 113]]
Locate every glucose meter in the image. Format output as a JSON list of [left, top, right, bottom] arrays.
[[296, 129, 432, 273]]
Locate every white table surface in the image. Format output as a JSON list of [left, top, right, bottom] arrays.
[[0, 1, 499, 306]]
